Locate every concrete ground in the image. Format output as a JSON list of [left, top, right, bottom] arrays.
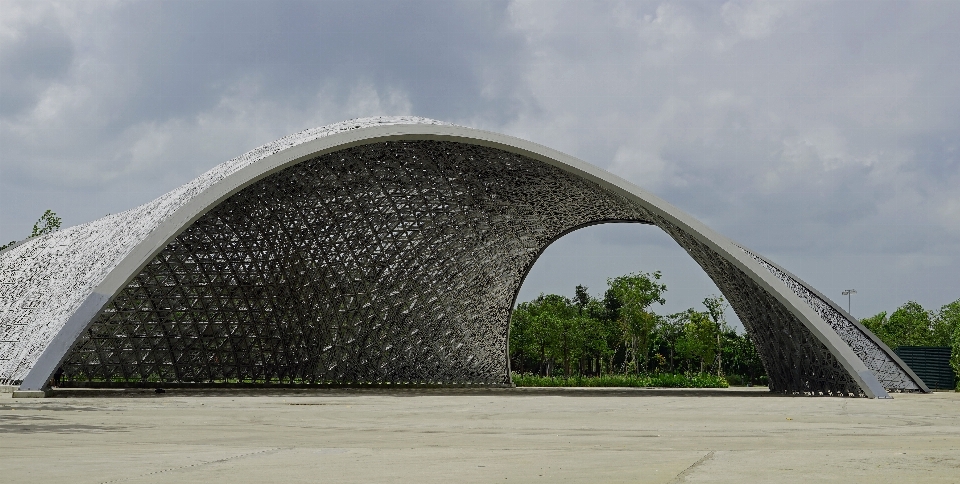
[[1, 387, 959, 483]]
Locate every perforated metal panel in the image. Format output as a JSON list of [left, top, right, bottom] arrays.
[[743, 251, 922, 392]]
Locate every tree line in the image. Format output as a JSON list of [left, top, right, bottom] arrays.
[[860, 299, 960, 385], [509, 271, 767, 385], [510, 269, 960, 389]]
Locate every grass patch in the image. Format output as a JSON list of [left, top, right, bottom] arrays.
[[511, 373, 729, 388]]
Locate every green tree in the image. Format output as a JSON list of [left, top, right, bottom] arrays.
[[529, 305, 559, 376], [597, 292, 625, 374], [654, 312, 687, 373], [574, 285, 591, 314], [932, 299, 958, 347], [722, 331, 766, 385], [531, 312, 560, 376], [890, 302, 935, 346], [577, 312, 608, 376], [607, 271, 666, 374], [860, 311, 888, 342], [935, 300, 960, 387], [862, 301, 936, 349], [30, 209, 62, 238], [548, 310, 584, 377], [702, 295, 728, 376], [677, 310, 718, 373], [509, 302, 535, 374], [569, 288, 610, 376], [0, 209, 62, 251], [511, 294, 580, 376]]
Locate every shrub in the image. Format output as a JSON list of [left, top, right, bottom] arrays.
[[511, 372, 728, 388]]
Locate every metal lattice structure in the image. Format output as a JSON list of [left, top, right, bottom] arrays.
[[741, 250, 922, 391], [0, 117, 928, 397]]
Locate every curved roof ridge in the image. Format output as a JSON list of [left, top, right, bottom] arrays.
[[0, 116, 446, 383]]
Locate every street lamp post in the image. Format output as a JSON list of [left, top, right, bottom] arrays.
[[842, 289, 857, 316]]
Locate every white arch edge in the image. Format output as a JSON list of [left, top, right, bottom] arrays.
[[17, 124, 890, 398]]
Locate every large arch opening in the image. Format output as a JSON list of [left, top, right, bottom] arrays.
[[509, 222, 750, 378], [516, 223, 743, 329]]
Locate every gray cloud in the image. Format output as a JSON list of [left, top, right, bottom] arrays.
[[0, 0, 527, 232], [502, 0, 960, 320], [1, 0, 958, 322], [0, 16, 73, 116], [78, 0, 524, 123]]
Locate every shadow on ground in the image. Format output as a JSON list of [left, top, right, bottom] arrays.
[[0, 412, 126, 434]]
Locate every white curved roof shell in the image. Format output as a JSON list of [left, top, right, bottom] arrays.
[[0, 117, 445, 384]]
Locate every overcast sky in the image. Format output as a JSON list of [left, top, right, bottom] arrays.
[[1, 0, 958, 327]]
